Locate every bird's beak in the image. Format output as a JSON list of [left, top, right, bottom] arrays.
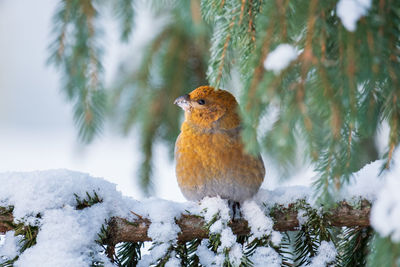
[[174, 94, 191, 111]]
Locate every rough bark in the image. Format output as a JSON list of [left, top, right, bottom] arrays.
[[0, 207, 13, 233], [1, 201, 371, 244]]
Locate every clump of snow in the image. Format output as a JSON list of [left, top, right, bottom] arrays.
[[196, 238, 243, 267], [16, 205, 112, 267], [336, 0, 372, 32], [144, 198, 183, 243], [371, 150, 400, 242], [136, 198, 189, 266], [228, 243, 243, 266], [242, 200, 274, 239], [0, 231, 20, 261], [197, 240, 218, 267], [198, 196, 231, 224], [165, 253, 180, 267], [219, 228, 237, 250], [250, 247, 281, 267], [271, 231, 282, 246], [371, 174, 400, 241], [209, 219, 224, 233], [306, 241, 337, 267], [137, 243, 171, 267], [196, 197, 241, 265], [264, 44, 298, 74], [340, 159, 384, 202], [256, 186, 312, 208]]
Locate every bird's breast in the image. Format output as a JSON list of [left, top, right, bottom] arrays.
[[175, 126, 265, 202]]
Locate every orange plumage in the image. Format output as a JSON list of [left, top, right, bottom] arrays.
[[174, 86, 265, 203]]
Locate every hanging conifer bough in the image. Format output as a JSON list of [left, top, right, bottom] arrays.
[[45, 0, 400, 266]]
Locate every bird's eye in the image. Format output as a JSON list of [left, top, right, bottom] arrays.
[[197, 99, 206, 105]]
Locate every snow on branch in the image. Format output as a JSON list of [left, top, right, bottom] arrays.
[[1, 201, 371, 244], [105, 200, 370, 244], [0, 164, 394, 266]]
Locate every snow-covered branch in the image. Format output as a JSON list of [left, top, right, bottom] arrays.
[[1, 167, 396, 266], [1, 201, 371, 244], [84, 200, 372, 244]]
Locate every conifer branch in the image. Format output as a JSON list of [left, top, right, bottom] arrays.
[[1, 201, 371, 244], [215, 12, 237, 87], [238, 0, 246, 26], [106, 201, 371, 244], [247, 0, 255, 42]]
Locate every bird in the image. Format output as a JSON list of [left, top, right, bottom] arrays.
[[174, 86, 265, 215]]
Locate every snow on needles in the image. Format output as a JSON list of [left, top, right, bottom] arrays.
[[264, 44, 298, 74], [337, 0, 372, 32], [306, 241, 337, 267], [195, 197, 244, 266], [250, 247, 281, 267], [0, 231, 20, 260], [242, 200, 274, 239]]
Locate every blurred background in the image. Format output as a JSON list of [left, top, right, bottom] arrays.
[[0, 0, 185, 200]]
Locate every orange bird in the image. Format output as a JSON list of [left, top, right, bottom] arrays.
[[174, 86, 265, 206]]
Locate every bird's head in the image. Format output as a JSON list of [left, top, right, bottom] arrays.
[[174, 86, 240, 130]]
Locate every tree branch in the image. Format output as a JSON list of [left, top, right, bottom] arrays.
[[0, 207, 13, 233], [0, 201, 371, 244]]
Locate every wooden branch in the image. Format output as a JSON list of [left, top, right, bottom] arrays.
[[105, 201, 370, 244], [1, 201, 371, 244], [0, 207, 14, 233]]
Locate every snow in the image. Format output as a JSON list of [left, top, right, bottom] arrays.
[[0, 231, 20, 260], [16, 206, 111, 267], [0, 170, 136, 266], [219, 228, 237, 250], [165, 254, 180, 267], [256, 156, 387, 208], [144, 198, 184, 243], [250, 247, 281, 267], [228, 243, 243, 266], [135, 198, 189, 265], [198, 196, 231, 223], [196, 239, 244, 267], [371, 150, 400, 242], [264, 44, 298, 74], [271, 231, 282, 246], [336, 0, 372, 32], [339, 159, 384, 202], [242, 200, 274, 239], [197, 240, 218, 267], [137, 243, 171, 267], [306, 241, 336, 267], [256, 186, 312, 208], [0, 170, 135, 221], [0, 169, 187, 266]]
